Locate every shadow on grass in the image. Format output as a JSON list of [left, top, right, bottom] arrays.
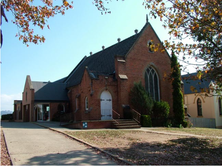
[[103, 137, 222, 165]]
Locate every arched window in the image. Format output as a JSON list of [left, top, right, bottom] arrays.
[[85, 97, 88, 111], [197, 98, 202, 116], [219, 97, 222, 116], [145, 67, 160, 101]]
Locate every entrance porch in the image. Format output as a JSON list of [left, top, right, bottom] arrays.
[[34, 104, 50, 122]]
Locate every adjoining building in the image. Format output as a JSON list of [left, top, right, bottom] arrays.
[[182, 72, 222, 128]]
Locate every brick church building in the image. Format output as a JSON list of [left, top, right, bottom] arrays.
[[14, 20, 173, 128]]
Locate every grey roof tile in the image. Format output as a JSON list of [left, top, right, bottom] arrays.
[[182, 72, 212, 94], [32, 81, 69, 102], [64, 23, 147, 88]]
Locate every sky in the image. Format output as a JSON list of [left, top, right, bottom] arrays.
[[0, 0, 196, 112]]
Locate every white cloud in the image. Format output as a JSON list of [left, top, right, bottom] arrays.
[[0, 93, 22, 111]]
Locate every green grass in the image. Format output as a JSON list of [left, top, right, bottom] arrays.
[[148, 127, 222, 137]]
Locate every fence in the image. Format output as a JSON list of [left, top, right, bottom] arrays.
[[189, 117, 216, 128]]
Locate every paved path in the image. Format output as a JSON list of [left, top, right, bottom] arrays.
[[34, 122, 222, 139], [1, 122, 117, 165]]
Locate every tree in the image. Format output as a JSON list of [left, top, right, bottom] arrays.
[[1, 0, 73, 46], [97, 0, 221, 89], [143, 0, 221, 88], [1, 3, 8, 47], [129, 81, 153, 115], [171, 50, 186, 127]]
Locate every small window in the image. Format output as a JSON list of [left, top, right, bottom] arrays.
[[147, 40, 154, 52], [197, 98, 202, 116], [219, 97, 222, 116], [85, 97, 88, 111], [75, 97, 79, 111]]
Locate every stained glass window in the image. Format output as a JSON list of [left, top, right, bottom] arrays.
[[145, 67, 160, 101]]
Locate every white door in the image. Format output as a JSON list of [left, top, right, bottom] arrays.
[[100, 91, 112, 120]]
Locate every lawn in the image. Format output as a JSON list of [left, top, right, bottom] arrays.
[[148, 127, 222, 137], [65, 129, 222, 165]]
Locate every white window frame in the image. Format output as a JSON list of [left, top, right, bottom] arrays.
[[145, 66, 160, 101], [85, 97, 89, 111]]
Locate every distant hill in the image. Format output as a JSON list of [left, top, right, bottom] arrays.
[[1, 110, 13, 116]]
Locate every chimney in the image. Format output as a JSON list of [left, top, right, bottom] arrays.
[[117, 38, 121, 43], [90, 52, 92, 55], [135, 29, 138, 34], [102, 46, 105, 50]]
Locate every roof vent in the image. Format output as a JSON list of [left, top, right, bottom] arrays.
[[102, 46, 105, 50], [90, 52, 92, 55], [117, 38, 121, 42], [135, 29, 138, 34]]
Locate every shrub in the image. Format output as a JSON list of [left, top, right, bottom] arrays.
[[1, 114, 13, 120], [141, 115, 152, 127], [152, 101, 170, 118], [129, 81, 153, 115], [152, 101, 170, 126], [182, 120, 188, 128]]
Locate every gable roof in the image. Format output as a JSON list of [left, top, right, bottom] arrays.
[[25, 75, 34, 90], [32, 81, 69, 102], [64, 22, 152, 88], [182, 72, 212, 94]]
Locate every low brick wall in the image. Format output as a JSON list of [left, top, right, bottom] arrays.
[[64, 120, 113, 129]]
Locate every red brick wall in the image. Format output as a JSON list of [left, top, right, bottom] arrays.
[[69, 69, 118, 121], [65, 120, 112, 129], [115, 24, 173, 114], [14, 101, 23, 121], [50, 102, 69, 121], [22, 76, 34, 122], [68, 23, 173, 121]]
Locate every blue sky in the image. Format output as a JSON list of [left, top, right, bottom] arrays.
[[0, 0, 195, 111]]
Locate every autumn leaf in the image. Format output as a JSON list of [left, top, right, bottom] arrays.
[[2, 0, 73, 46], [141, 0, 222, 90], [190, 86, 196, 92]]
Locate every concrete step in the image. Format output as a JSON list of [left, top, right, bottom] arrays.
[[112, 119, 141, 129]]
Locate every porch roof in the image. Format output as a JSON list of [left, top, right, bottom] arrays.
[[32, 81, 69, 102]]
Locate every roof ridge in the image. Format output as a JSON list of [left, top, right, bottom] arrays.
[[65, 22, 150, 88], [87, 33, 140, 59], [64, 56, 87, 83]]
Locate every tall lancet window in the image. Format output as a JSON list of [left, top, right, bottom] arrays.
[[145, 67, 160, 101]]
